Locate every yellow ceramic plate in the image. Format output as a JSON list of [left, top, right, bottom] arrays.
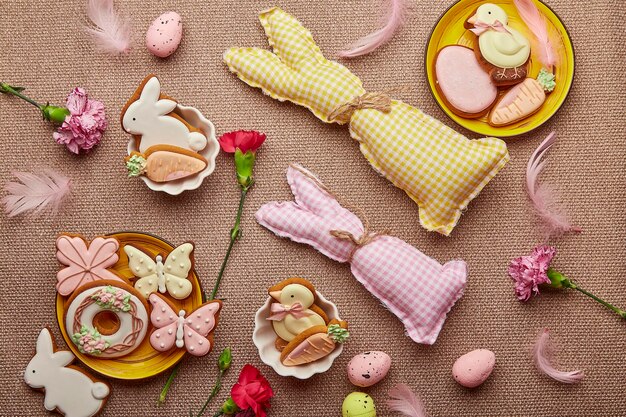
[[56, 232, 204, 380], [426, 0, 574, 137]]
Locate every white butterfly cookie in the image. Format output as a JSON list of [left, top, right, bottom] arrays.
[[124, 243, 194, 300]]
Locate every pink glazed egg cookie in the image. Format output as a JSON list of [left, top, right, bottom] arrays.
[[435, 45, 498, 118], [347, 351, 391, 387], [146, 12, 183, 58], [452, 348, 496, 388]]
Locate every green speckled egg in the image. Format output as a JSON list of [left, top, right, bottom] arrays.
[[342, 392, 376, 417]]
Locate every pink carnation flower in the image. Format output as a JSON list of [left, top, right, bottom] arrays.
[[53, 87, 107, 154], [508, 245, 556, 301]]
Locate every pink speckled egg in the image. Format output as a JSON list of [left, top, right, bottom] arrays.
[[347, 351, 391, 387], [146, 12, 183, 58], [452, 349, 496, 388]]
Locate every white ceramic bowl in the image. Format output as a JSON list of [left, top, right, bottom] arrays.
[[126, 104, 220, 195], [253, 292, 344, 379]]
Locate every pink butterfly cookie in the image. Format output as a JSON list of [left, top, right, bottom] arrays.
[[148, 293, 222, 357], [56, 235, 124, 296]]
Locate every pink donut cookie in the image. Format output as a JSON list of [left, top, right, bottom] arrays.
[[435, 45, 498, 118]]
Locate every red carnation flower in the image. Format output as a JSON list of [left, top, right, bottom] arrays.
[[230, 365, 274, 417], [219, 130, 266, 154]]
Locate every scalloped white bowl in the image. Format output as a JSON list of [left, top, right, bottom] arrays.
[[126, 104, 219, 195], [253, 292, 344, 379]]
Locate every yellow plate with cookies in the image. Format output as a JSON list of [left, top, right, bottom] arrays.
[[56, 232, 205, 380], [425, 0, 574, 137]]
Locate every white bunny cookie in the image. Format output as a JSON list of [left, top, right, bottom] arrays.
[[121, 75, 208, 153], [24, 328, 110, 417]]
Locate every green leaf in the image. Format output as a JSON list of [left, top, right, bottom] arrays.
[[234, 149, 256, 188], [218, 347, 232, 371], [547, 268, 573, 289]]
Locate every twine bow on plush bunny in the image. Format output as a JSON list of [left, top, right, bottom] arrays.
[[225, 8, 510, 236], [256, 165, 468, 344]]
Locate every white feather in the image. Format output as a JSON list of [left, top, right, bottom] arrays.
[[84, 0, 131, 55], [3, 170, 71, 217]]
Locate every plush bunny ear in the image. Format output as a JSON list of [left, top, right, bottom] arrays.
[[51, 350, 75, 367], [287, 164, 353, 219], [154, 99, 177, 115], [140, 76, 161, 103], [36, 329, 54, 356]]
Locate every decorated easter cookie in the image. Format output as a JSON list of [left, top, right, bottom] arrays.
[[342, 392, 376, 417], [347, 351, 391, 387], [267, 278, 349, 366], [65, 281, 149, 358], [148, 293, 221, 357], [452, 348, 496, 388], [56, 235, 125, 297], [124, 242, 194, 300], [465, 3, 530, 86], [488, 69, 556, 126], [126, 145, 207, 183], [146, 12, 183, 58], [122, 75, 207, 154], [25, 328, 110, 417], [435, 45, 497, 118]]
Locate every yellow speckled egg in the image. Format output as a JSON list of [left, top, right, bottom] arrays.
[[342, 392, 376, 417]]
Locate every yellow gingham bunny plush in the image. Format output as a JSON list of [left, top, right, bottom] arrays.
[[224, 8, 509, 236]]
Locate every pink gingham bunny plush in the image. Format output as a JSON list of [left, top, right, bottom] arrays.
[[256, 165, 468, 344]]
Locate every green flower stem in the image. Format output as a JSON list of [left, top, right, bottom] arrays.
[[547, 268, 626, 319], [159, 186, 249, 404], [0, 82, 69, 123], [211, 186, 249, 300], [570, 284, 626, 319], [195, 369, 225, 417], [0, 83, 41, 108], [158, 362, 179, 405], [212, 412, 224, 417]]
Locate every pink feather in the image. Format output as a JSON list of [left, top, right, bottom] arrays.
[[514, 0, 557, 67], [387, 383, 428, 417], [85, 0, 131, 55], [338, 0, 409, 58], [3, 170, 71, 217], [526, 132, 580, 238], [533, 328, 584, 384]]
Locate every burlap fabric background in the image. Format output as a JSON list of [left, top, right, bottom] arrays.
[[1, 0, 625, 416]]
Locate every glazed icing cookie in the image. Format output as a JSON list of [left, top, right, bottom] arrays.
[[267, 278, 349, 366], [25, 328, 110, 417], [148, 293, 221, 357], [146, 12, 183, 58], [488, 69, 556, 126], [466, 3, 530, 86], [122, 75, 207, 153], [56, 235, 125, 297], [126, 145, 207, 183], [65, 281, 149, 358], [435, 45, 497, 118], [124, 242, 194, 300], [121, 75, 212, 183]]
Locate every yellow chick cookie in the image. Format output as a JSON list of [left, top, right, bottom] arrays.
[[466, 3, 531, 85], [268, 279, 327, 342]]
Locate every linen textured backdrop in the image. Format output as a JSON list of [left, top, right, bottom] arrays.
[[1, 0, 625, 416]]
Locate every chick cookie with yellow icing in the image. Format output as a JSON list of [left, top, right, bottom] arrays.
[[266, 278, 348, 366], [465, 3, 531, 86]]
